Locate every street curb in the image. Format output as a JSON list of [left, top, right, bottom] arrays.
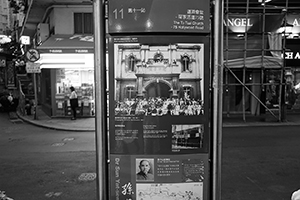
[[16, 112, 300, 131], [16, 112, 95, 132], [222, 121, 300, 128]]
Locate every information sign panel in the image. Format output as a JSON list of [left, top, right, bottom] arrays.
[[26, 62, 41, 73], [108, 35, 210, 200], [108, 0, 210, 33]]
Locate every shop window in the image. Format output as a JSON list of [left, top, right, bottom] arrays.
[[74, 13, 93, 34]]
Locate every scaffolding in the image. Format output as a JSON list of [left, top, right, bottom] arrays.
[[224, 0, 299, 122]]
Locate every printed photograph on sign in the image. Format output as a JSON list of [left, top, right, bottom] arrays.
[[109, 36, 210, 155], [136, 158, 155, 181], [114, 43, 205, 117], [171, 124, 204, 151]]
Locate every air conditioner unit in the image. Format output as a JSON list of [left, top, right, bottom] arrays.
[[36, 23, 49, 44]]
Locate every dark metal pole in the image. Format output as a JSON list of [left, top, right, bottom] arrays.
[[212, 0, 224, 199], [93, 0, 108, 199], [33, 72, 38, 119]]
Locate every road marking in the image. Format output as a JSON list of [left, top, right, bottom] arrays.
[[45, 192, 62, 198], [62, 137, 75, 141], [51, 142, 65, 146], [78, 173, 97, 181]]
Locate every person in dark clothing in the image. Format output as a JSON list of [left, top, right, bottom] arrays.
[[69, 86, 78, 120]]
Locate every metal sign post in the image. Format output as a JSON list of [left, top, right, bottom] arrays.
[[212, 0, 224, 200], [93, 0, 108, 200], [25, 49, 41, 120], [33, 73, 38, 119]]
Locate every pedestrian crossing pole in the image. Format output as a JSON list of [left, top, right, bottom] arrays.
[[93, 0, 109, 199], [212, 0, 224, 200]]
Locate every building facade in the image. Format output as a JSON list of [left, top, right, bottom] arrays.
[[18, 0, 300, 122], [18, 3, 95, 117], [224, 0, 300, 122], [34, 5, 95, 117], [0, 0, 17, 92]]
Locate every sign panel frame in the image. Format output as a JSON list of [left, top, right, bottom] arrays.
[[108, 0, 210, 33], [108, 35, 210, 200]]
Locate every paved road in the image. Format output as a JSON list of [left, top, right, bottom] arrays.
[[0, 112, 97, 200], [222, 125, 300, 200], [1, 112, 300, 200]]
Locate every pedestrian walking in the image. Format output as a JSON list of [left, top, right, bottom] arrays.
[[69, 86, 78, 120]]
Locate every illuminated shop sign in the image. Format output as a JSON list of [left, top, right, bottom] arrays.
[[225, 14, 300, 34], [225, 14, 284, 33], [39, 49, 94, 53], [285, 39, 300, 66], [223, 18, 253, 27], [286, 14, 300, 34], [284, 52, 300, 60]]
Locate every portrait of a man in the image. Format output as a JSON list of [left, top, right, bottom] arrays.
[[136, 159, 154, 181]]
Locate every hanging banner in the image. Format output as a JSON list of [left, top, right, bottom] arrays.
[[108, 0, 210, 33], [109, 35, 210, 200]]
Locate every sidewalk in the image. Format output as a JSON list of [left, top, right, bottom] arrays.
[[16, 107, 95, 132], [16, 107, 300, 132]]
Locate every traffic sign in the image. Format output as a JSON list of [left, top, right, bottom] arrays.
[[26, 49, 40, 62], [26, 62, 41, 73]]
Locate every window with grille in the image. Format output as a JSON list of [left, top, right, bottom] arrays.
[[74, 13, 93, 34]]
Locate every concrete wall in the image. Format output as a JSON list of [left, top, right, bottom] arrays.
[[53, 6, 93, 35]]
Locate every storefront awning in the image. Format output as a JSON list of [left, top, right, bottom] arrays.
[[36, 53, 94, 70], [37, 35, 94, 53], [225, 55, 283, 69]]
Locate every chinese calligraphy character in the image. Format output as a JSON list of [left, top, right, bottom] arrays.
[[122, 182, 133, 195]]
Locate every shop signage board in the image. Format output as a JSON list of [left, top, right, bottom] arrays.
[[108, 35, 210, 200], [285, 39, 300, 67], [39, 49, 94, 53], [225, 14, 284, 33], [224, 13, 300, 34]]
